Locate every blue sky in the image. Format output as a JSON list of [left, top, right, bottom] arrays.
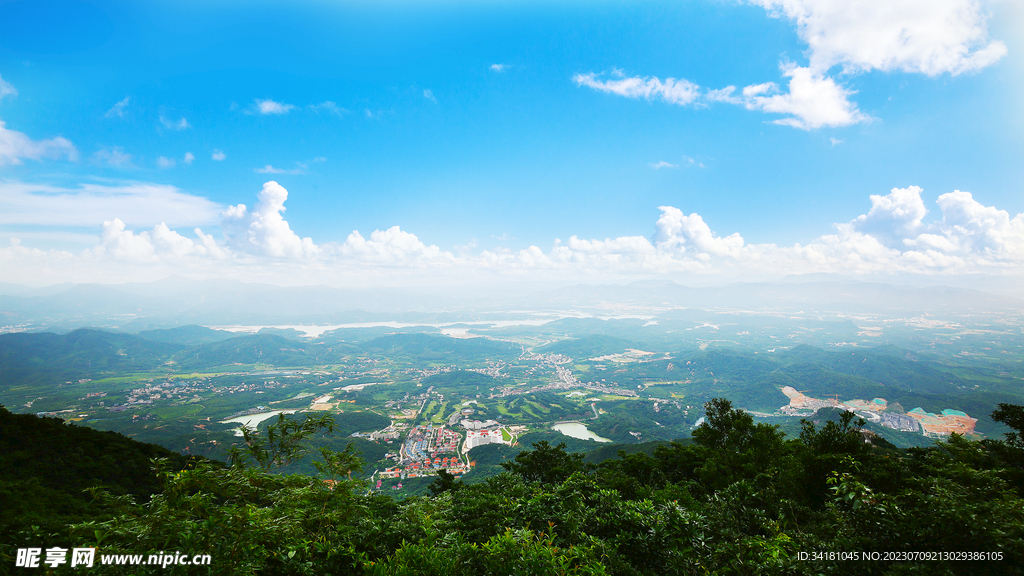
[[1, 0, 1022, 287]]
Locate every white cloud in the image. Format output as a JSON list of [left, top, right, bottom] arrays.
[[847, 185, 928, 248], [338, 226, 454, 265], [255, 164, 304, 175], [578, 1, 1004, 131], [0, 120, 78, 165], [90, 219, 227, 262], [739, 65, 872, 130], [914, 190, 1024, 262], [574, 72, 701, 106], [830, 137, 843, 146], [254, 99, 296, 115], [749, 0, 1007, 76], [654, 207, 745, 258], [0, 181, 222, 228], [221, 181, 318, 258], [573, 66, 868, 130], [92, 146, 134, 168], [1, 238, 74, 269], [159, 116, 190, 130], [649, 161, 678, 169], [310, 101, 347, 116], [490, 64, 506, 72], [423, 89, 436, 103], [183, 152, 194, 165], [1, 74, 19, 101], [157, 156, 176, 169], [212, 149, 226, 161], [7, 180, 1023, 284], [105, 97, 129, 118]]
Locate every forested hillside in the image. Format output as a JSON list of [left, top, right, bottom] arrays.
[[3, 400, 1023, 575], [0, 405, 192, 538]]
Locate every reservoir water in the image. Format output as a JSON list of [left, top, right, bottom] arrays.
[[551, 422, 612, 443], [205, 312, 656, 339]]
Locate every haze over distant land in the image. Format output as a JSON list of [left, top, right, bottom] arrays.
[[1, 1, 1021, 291], [1, 275, 1020, 334]]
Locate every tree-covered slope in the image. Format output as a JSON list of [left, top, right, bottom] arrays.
[[0, 405, 192, 536], [536, 335, 641, 358], [0, 329, 182, 389], [136, 324, 238, 345], [360, 333, 520, 363]]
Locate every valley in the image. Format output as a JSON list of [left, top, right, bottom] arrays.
[[4, 295, 1023, 493]]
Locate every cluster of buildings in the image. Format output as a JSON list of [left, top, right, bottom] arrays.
[[907, 408, 977, 435], [374, 424, 470, 481], [778, 386, 976, 436], [464, 429, 505, 450], [400, 425, 461, 464], [466, 360, 509, 378], [378, 454, 468, 479]]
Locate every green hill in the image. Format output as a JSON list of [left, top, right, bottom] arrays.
[[136, 325, 238, 345], [0, 329, 181, 390], [0, 405, 193, 536], [360, 333, 519, 363], [536, 335, 640, 359], [423, 370, 512, 394], [172, 334, 317, 368]]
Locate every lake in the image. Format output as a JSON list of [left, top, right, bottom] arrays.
[[551, 422, 612, 443]]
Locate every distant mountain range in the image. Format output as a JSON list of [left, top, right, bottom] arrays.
[[0, 329, 521, 394], [1, 276, 1021, 332]]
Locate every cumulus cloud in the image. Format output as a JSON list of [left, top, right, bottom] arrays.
[[8, 180, 1023, 284], [156, 156, 176, 169], [423, 89, 436, 103], [490, 64, 507, 72], [221, 181, 318, 258], [183, 152, 194, 165], [159, 116, 190, 130], [212, 149, 226, 161], [847, 185, 928, 248], [574, 71, 701, 106], [654, 207, 745, 258], [913, 190, 1024, 263], [91, 219, 228, 261], [1, 238, 74, 270], [0, 120, 78, 165], [254, 99, 296, 115], [649, 161, 678, 169], [338, 226, 454, 265], [92, 146, 134, 168], [105, 97, 129, 118], [739, 65, 872, 129], [749, 0, 1007, 75]]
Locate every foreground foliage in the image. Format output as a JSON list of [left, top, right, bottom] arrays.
[[3, 400, 1024, 575]]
